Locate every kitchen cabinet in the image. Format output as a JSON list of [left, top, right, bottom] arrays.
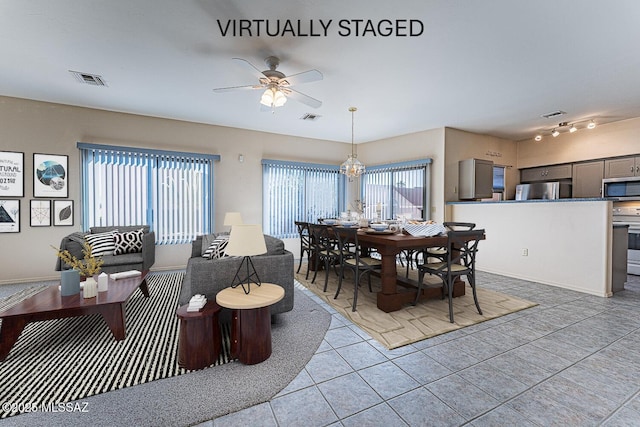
[[572, 161, 604, 198], [521, 163, 572, 182], [604, 156, 640, 178]]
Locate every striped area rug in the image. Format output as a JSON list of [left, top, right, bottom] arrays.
[[0, 272, 231, 419]]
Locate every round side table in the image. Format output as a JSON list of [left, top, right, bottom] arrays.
[[176, 301, 222, 370], [216, 283, 284, 365]]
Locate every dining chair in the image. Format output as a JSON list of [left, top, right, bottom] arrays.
[[333, 227, 382, 311], [294, 221, 312, 279], [308, 224, 341, 292], [423, 222, 477, 263], [414, 228, 484, 323]]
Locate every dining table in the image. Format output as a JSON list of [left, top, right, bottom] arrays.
[[354, 230, 470, 312]]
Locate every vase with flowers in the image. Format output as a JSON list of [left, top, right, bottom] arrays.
[[52, 241, 104, 279]]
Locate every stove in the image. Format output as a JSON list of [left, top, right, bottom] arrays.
[[613, 205, 640, 276]]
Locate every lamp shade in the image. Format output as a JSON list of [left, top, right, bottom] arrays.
[[225, 224, 267, 257], [223, 212, 243, 226]]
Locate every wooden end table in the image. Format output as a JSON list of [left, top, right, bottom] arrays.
[[176, 301, 222, 370], [216, 283, 284, 365]]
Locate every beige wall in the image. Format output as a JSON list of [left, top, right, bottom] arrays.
[[0, 96, 349, 283], [443, 128, 518, 202], [517, 117, 640, 168]]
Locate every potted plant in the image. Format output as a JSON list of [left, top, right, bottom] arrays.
[[52, 241, 104, 279]]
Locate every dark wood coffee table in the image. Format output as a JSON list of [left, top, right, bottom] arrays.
[[0, 271, 149, 361]]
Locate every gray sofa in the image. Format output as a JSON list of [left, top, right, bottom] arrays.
[[179, 233, 294, 320], [55, 225, 156, 274]]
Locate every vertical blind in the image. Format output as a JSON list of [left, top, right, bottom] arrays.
[[78, 143, 219, 244], [262, 159, 345, 238], [362, 159, 432, 220]]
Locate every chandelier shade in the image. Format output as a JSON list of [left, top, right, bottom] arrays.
[[340, 107, 365, 178]]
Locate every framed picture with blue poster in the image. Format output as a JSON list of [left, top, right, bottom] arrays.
[[33, 153, 68, 198]]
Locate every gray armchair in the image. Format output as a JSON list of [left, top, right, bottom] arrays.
[[55, 225, 156, 274], [179, 233, 294, 321]]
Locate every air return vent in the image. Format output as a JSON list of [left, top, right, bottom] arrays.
[[69, 70, 107, 86], [300, 113, 321, 121], [540, 110, 566, 119]]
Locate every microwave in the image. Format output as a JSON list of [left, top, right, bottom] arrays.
[[603, 177, 640, 199]]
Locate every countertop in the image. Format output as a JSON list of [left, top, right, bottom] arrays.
[[447, 198, 617, 205]]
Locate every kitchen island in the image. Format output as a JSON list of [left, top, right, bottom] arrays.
[[446, 198, 625, 297]]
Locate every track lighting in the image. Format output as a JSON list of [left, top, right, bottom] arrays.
[[531, 118, 597, 141]]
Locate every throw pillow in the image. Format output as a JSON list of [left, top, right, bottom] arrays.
[[202, 235, 230, 260], [114, 228, 145, 255], [85, 231, 117, 256]]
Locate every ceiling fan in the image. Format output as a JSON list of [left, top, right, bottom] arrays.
[[213, 56, 323, 110]]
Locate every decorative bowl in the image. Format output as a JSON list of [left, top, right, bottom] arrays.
[[370, 223, 388, 232]]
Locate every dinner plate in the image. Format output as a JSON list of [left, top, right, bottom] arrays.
[[364, 229, 396, 235]]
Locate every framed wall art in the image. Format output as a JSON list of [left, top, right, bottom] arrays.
[[0, 199, 20, 233], [30, 199, 51, 227], [0, 151, 24, 197], [53, 200, 74, 226], [33, 153, 68, 198]]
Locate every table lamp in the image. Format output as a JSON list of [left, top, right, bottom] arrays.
[[223, 212, 243, 229], [225, 224, 267, 294]]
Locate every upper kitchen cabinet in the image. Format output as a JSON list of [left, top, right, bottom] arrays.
[[604, 156, 640, 178], [572, 160, 604, 198], [521, 163, 572, 182]]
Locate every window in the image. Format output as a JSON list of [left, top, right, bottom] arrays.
[[361, 159, 432, 220], [78, 143, 219, 244], [492, 165, 506, 192], [262, 160, 345, 238]]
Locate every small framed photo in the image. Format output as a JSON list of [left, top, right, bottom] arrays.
[[53, 200, 74, 226], [33, 153, 68, 198], [0, 199, 20, 233], [30, 199, 51, 227], [0, 151, 24, 197]]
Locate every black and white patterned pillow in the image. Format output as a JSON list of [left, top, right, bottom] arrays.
[[202, 235, 230, 259], [114, 228, 145, 255], [85, 231, 117, 256]]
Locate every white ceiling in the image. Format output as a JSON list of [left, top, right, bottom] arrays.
[[2, 0, 640, 144]]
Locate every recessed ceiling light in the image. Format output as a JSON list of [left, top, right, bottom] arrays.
[[587, 120, 596, 129], [534, 135, 542, 142]]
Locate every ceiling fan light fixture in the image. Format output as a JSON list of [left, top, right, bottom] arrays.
[[260, 87, 287, 108]]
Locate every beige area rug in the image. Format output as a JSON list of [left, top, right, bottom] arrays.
[[296, 267, 537, 349]]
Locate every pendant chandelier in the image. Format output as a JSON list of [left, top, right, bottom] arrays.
[[340, 107, 365, 178]]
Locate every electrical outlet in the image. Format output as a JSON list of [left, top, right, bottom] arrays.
[[521, 248, 528, 256]]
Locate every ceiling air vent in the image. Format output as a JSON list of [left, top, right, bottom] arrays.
[[300, 113, 321, 121], [540, 110, 566, 119], [69, 70, 107, 87]]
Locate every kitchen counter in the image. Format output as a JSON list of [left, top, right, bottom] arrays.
[[447, 199, 618, 297], [447, 197, 617, 205]]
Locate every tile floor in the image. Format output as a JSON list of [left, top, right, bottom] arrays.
[[203, 273, 640, 427]]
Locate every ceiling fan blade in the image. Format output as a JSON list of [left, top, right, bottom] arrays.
[[280, 69, 323, 86], [232, 57, 267, 79], [213, 84, 263, 93], [284, 88, 322, 108]]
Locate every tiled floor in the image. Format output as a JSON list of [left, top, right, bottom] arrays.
[[204, 273, 640, 427]]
